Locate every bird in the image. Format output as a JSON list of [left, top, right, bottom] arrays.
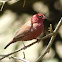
[[4, 14, 46, 49]]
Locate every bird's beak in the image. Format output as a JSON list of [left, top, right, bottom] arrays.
[[42, 15, 46, 19]]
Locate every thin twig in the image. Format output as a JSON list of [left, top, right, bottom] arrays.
[[36, 17, 62, 62], [0, 0, 25, 11], [23, 51, 25, 59], [0, 0, 17, 11], [23, 0, 26, 7], [0, 0, 9, 11], [9, 56, 30, 62], [0, 1, 6, 11], [0, 33, 53, 60]]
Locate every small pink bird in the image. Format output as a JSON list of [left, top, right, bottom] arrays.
[[4, 14, 46, 49]]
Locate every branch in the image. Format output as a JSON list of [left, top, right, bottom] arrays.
[[0, 33, 53, 60], [0, 55, 29, 62], [36, 17, 62, 62], [9, 56, 30, 62]]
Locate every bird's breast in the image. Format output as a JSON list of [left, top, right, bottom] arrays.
[[31, 23, 44, 38], [22, 23, 44, 41]]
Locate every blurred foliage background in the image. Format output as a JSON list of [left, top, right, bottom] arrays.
[[0, 0, 62, 62]]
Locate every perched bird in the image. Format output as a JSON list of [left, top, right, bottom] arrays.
[[4, 14, 46, 49]]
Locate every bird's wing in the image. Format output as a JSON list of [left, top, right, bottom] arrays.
[[14, 21, 33, 39]]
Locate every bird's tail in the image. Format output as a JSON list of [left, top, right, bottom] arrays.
[[4, 39, 15, 49]]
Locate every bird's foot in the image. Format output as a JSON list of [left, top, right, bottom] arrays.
[[22, 41, 26, 49]]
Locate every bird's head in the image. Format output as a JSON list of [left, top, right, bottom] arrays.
[[31, 14, 46, 23]]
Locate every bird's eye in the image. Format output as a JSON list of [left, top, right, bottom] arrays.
[[38, 15, 42, 18]]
